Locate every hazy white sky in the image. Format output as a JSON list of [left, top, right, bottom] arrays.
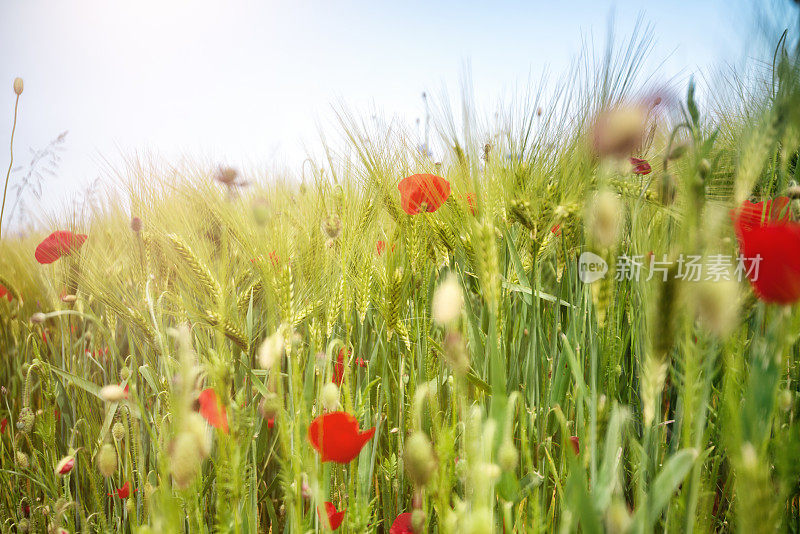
[[0, 0, 769, 227]]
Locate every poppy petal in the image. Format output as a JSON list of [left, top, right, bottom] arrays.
[[398, 174, 451, 215], [307, 411, 375, 463], [116, 481, 131, 499], [198, 388, 229, 433], [390, 512, 415, 534], [35, 231, 87, 264], [319, 502, 346, 530]]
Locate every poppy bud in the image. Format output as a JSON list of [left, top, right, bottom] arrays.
[[321, 215, 343, 239], [130, 216, 143, 233], [321, 383, 340, 411], [498, 440, 518, 471], [258, 331, 285, 369], [698, 158, 711, 181], [55, 455, 75, 475], [185, 412, 212, 458], [214, 166, 238, 186], [16, 519, 29, 533], [587, 190, 622, 248], [169, 431, 203, 489], [99, 384, 127, 403], [443, 332, 469, 374], [120, 366, 131, 381], [17, 407, 34, 433], [668, 142, 688, 160], [112, 422, 126, 441], [30, 312, 46, 324], [16, 451, 29, 469], [403, 431, 436, 487], [259, 392, 281, 420], [96, 443, 118, 477], [659, 173, 677, 206], [13, 77, 23, 96], [591, 106, 647, 158], [432, 273, 464, 326]]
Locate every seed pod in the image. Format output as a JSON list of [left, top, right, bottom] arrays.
[[13, 77, 23, 95]]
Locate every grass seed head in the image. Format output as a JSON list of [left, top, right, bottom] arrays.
[[432, 273, 464, 326], [321, 383, 340, 411], [587, 190, 622, 248], [403, 431, 436, 487]]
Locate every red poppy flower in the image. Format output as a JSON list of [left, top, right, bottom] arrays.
[[116, 481, 130, 499], [307, 411, 375, 463], [733, 197, 791, 234], [390, 512, 415, 534], [267, 417, 275, 429], [0, 418, 7, 433], [569, 436, 580, 455], [630, 157, 652, 175], [733, 198, 800, 303], [398, 174, 451, 215], [34, 231, 87, 264], [318, 502, 346, 530], [355, 357, 367, 368], [333, 348, 348, 386], [0, 285, 12, 302], [198, 388, 229, 433], [56, 456, 75, 475]]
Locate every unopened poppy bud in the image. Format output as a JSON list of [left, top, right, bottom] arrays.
[[55, 455, 75, 475], [96, 443, 118, 477], [659, 173, 677, 206], [321, 215, 342, 239], [259, 392, 281, 420], [591, 106, 647, 158], [587, 190, 622, 248], [17, 407, 34, 433], [698, 158, 711, 180], [403, 431, 436, 487], [169, 431, 203, 489], [185, 412, 212, 458], [320, 383, 339, 411], [432, 273, 464, 326], [61, 294, 77, 303], [119, 366, 131, 381], [13, 77, 23, 96], [258, 331, 285, 369], [498, 440, 518, 471], [668, 142, 688, 160], [214, 166, 238, 186], [112, 422, 126, 441], [17, 519, 29, 533], [30, 312, 46, 324], [443, 332, 469, 374], [15, 451, 29, 469], [99, 384, 127, 403]]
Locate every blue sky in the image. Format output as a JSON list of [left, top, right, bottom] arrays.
[[0, 0, 776, 228]]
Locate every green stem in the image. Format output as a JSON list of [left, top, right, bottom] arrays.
[[0, 94, 20, 239]]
